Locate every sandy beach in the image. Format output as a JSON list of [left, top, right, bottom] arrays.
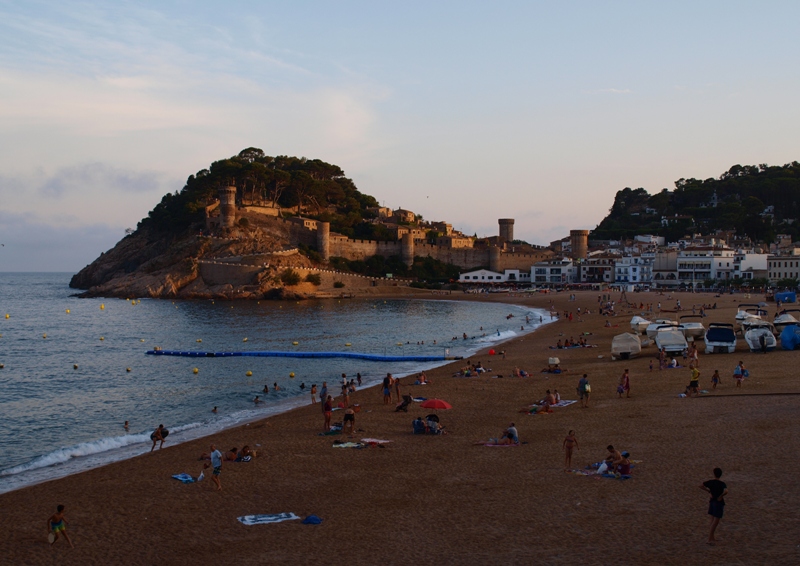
[[2, 290, 799, 565]]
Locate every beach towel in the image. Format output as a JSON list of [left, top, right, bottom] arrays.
[[172, 473, 196, 484], [237, 513, 300, 526], [552, 400, 577, 408], [484, 442, 520, 447], [412, 397, 427, 402], [332, 442, 364, 449], [360, 438, 391, 444], [302, 515, 323, 525]]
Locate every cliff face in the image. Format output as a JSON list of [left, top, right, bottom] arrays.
[[69, 222, 316, 300]]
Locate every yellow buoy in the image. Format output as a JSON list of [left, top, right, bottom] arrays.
[[246, 371, 252, 377], [100, 337, 104, 341], [397, 342, 402, 346], [5, 314, 9, 318], [65, 309, 70, 314], [100, 304, 105, 310], [140, 339, 145, 342], [126, 368, 131, 372], [196, 339, 202, 343], [289, 372, 295, 378], [292, 341, 299, 345], [43, 333, 47, 339], [345, 343, 352, 347], [193, 368, 199, 374], [126, 298, 130, 301], [243, 338, 248, 342]]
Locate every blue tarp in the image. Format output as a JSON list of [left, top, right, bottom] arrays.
[[780, 325, 800, 350], [775, 291, 796, 303]]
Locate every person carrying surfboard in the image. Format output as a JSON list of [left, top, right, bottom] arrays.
[[150, 424, 168, 451]]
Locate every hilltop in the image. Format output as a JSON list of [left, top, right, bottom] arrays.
[[592, 162, 800, 243]]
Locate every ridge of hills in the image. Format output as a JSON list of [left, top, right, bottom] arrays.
[[591, 162, 800, 243]]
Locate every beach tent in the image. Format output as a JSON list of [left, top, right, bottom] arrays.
[[775, 291, 797, 304], [780, 325, 800, 350], [611, 333, 642, 360]]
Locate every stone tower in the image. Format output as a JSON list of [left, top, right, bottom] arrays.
[[489, 245, 501, 272], [219, 185, 237, 228], [317, 222, 330, 262], [570, 229, 589, 260], [498, 218, 515, 243], [401, 233, 415, 267]]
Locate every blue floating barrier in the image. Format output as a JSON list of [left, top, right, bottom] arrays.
[[145, 350, 460, 362]]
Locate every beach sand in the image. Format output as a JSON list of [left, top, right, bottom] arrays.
[[2, 291, 799, 565]]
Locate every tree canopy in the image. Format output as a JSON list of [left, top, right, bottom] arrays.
[[140, 148, 380, 238]]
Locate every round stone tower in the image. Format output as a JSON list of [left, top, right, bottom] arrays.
[[219, 185, 237, 228], [317, 222, 330, 262], [401, 232, 415, 267], [570, 229, 590, 260], [489, 245, 501, 272], [498, 218, 515, 243]]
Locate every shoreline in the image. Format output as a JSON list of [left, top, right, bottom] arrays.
[[0, 296, 551, 495], [4, 290, 799, 564]]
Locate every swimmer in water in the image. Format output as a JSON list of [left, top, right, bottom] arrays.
[[273, 382, 280, 391], [212, 406, 218, 414], [123, 420, 129, 431], [263, 384, 269, 393], [254, 396, 262, 404]]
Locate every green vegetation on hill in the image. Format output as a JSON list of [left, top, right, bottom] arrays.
[[141, 148, 382, 238], [592, 162, 800, 242]]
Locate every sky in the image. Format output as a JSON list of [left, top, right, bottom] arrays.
[[1, 1, 800, 271]]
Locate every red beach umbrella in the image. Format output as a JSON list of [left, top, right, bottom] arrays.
[[419, 399, 452, 410]]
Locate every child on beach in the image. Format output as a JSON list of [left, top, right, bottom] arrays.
[[734, 362, 745, 387], [711, 370, 720, 390], [563, 430, 579, 469], [47, 504, 74, 548], [310, 384, 317, 404]]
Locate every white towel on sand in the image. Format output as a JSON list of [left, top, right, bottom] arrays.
[[237, 513, 300, 526]]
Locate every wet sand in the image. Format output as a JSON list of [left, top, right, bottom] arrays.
[[2, 291, 799, 565]]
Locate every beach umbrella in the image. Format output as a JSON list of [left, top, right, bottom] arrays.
[[420, 399, 452, 410]]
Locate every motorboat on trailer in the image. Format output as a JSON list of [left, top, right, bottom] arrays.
[[734, 303, 766, 329], [744, 321, 777, 352], [740, 309, 770, 334], [630, 316, 651, 335], [679, 315, 706, 339], [646, 319, 679, 339], [611, 332, 642, 360], [704, 323, 737, 354], [773, 309, 800, 334], [654, 325, 689, 354]]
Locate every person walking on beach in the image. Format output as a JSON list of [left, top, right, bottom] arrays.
[[563, 430, 579, 469], [700, 467, 727, 545], [209, 444, 222, 491], [578, 374, 590, 408], [382, 373, 393, 405], [357, 373, 362, 387], [47, 504, 74, 548], [310, 384, 317, 405]]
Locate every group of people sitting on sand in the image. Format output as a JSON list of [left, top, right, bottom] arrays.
[[600, 445, 631, 475], [520, 389, 561, 414], [453, 361, 490, 377], [199, 445, 255, 463], [475, 423, 519, 445], [554, 336, 589, 349], [412, 414, 446, 435]]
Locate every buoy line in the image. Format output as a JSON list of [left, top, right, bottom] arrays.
[[146, 350, 462, 362]]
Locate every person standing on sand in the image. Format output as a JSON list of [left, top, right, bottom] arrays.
[[357, 373, 362, 387], [382, 373, 392, 405], [150, 424, 166, 452], [563, 430, 579, 469], [700, 467, 727, 545], [209, 444, 222, 491], [323, 395, 333, 431], [394, 375, 402, 403], [578, 374, 590, 408], [310, 384, 317, 404], [319, 382, 327, 412], [47, 504, 74, 548], [618, 369, 631, 398]]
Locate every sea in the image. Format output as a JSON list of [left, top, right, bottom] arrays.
[[0, 273, 549, 494]]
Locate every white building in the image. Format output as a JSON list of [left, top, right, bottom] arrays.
[[614, 254, 654, 285], [767, 256, 800, 282], [733, 253, 768, 281], [676, 246, 736, 287], [531, 258, 576, 285], [458, 269, 531, 284]]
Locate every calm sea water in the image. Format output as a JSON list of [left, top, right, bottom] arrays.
[[0, 273, 547, 493]]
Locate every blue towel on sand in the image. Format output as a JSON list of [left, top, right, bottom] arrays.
[[302, 515, 323, 525], [238, 513, 300, 525], [172, 473, 195, 484]]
